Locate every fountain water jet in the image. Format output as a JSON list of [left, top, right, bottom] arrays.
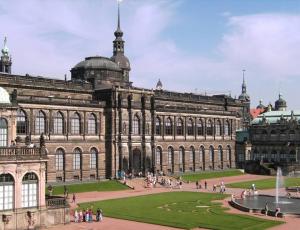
[[275, 167, 284, 204]]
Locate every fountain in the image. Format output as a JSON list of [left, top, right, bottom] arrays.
[[231, 167, 300, 215], [275, 167, 284, 204]]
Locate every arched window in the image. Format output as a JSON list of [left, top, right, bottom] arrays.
[[53, 112, 64, 134], [199, 146, 205, 162], [55, 148, 64, 171], [71, 113, 81, 134], [168, 147, 173, 165], [73, 148, 82, 170], [197, 119, 204, 136], [165, 117, 172, 135], [187, 118, 194, 136], [0, 174, 14, 210], [206, 120, 213, 136], [209, 146, 214, 162], [176, 118, 184, 135], [132, 115, 140, 135], [156, 147, 162, 165], [90, 148, 98, 169], [155, 117, 161, 135], [88, 114, 97, 134], [218, 146, 223, 161], [35, 111, 45, 134], [17, 110, 27, 135], [22, 172, 38, 208], [215, 120, 222, 136], [224, 120, 230, 136], [0, 118, 8, 147]]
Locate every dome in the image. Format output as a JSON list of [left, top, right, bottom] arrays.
[[0, 87, 10, 104], [111, 53, 130, 71], [156, 79, 163, 90], [275, 93, 287, 110], [73, 56, 122, 72], [256, 99, 265, 109]]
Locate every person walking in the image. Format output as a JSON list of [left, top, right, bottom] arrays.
[[204, 181, 207, 189], [196, 181, 199, 189], [72, 193, 76, 203]]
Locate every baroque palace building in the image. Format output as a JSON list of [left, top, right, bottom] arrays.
[[0, 5, 249, 187]]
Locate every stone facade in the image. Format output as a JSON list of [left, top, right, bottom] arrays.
[[0, 4, 250, 184]]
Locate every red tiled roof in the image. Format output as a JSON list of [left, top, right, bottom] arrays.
[[250, 108, 265, 119]]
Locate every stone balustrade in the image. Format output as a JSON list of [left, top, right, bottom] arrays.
[[0, 147, 47, 160]]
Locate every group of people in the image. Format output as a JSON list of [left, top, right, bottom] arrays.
[[74, 208, 103, 223]]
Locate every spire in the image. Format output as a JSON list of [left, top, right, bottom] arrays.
[[238, 69, 250, 101], [111, 0, 131, 73], [114, 0, 124, 40], [242, 69, 246, 94]]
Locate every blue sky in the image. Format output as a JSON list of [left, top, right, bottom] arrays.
[[1, 0, 300, 108]]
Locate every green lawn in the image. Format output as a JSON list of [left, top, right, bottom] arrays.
[[49, 180, 129, 195], [227, 177, 300, 190], [79, 192, 282, 230], [180, 169, 244, 182]]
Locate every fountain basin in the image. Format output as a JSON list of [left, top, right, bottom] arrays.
[[232, 195, 300, 215]]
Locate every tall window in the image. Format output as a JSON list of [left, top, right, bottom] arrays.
[[0, 118, 7, 147], [215, 120, 221, 136], [168, 147, 173, 165], [156, 147, 162, 165], [165, 117, 172, 135], [218, 146, 223, 161], [227, 146, 231, 162], [90, 148, 98, 169], [209, 146, 214, 162], [179, 147, 184, 165], [71, 113, 81, 134], [35, 111, 45, 134], [224, 120, 230, 136], [88, 114, 97, 134], [199, 146, 205, 162], [187, 118, 194, 136], [197, 119, 204, 136], [17, 110, 27, 135], [132, 115, 140, 135], [53, 112, 64, 134], [73, 148, 81, 170], [56, 148, 64, 171], [22, 173, 38, 208], [190, 147, 195, 163], [155, 118, 161, 135], [0, 174, 14, 211], [206, 120, 213, 136], [176, 118, 184, 135]]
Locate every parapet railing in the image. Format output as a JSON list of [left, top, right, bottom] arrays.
[[46, 196, 68, 208], [0, 147, 47, 160]]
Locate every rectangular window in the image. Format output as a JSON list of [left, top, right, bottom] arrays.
[[22, 183, 37, 208], [73, 154, 81, 170], [90, 153, 97, 169], [56, 154, 64, 171], [0, 127, 7, 147], [0, 185, 13, 210]]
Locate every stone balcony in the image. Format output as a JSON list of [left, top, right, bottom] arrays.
[[0, 146, 48, 161]]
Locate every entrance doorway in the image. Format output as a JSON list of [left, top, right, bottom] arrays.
[[132, 148, 141, 174]]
